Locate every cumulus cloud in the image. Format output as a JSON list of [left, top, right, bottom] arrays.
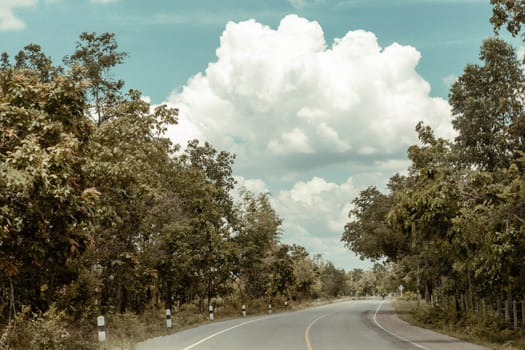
[[234, 176, 270, 197], [0, 0, 36, 31], [272, 176, 368, 268], [166, 14, 453, 177], [274, 176, 355, 234]]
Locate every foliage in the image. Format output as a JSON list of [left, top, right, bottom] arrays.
[[449, 38, 525, 171], [0, 33, 354, 347], [342, 179, 409, 262], [491, 0, 525, 39], [342, 4, 525, 340], [63, 32, 127, 125], [0, 306, 95, 350], [0, 50, 98, 315]]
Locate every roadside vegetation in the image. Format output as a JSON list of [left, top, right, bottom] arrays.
[[342, 1, 525, 347], [393, 297, 525, 350], [0, 31, 395, 349]]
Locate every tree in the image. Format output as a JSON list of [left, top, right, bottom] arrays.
[[318, 262, 346, 298], [387, 123, 461, 302], [449, 38, 525, 171], [291, 254, 318, 299], [235, 191, 282, 299], [14, 44, 58, 82], [491, 0, 525, 38], [64, 32, 127, 125], [173, 141, 237, 309], [0, 55, 98, 315], [82, 88, 178, 313], [342, 178, 409, 262]]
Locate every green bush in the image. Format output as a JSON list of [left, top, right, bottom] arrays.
[[0, 306, 95, 350]]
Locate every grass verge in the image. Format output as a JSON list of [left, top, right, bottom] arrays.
[[392, 299, 525, 350]]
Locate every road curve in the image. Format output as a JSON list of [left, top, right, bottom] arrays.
[[136, 299, 490, 350]]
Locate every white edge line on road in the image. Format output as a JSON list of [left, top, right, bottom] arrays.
[[373, 300, 432, 350], [181, 316, 274, 350]]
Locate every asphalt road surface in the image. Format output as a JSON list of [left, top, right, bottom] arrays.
[[136, 299, 490, 350]]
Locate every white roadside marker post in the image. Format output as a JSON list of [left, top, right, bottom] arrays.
[[242, 304, 246, 317], [209, 305, 214, 321], [97, 315, 106, 342], [166, 308, 172, 328], [284, 301, 288, 309], [268, 304, 272, 314]]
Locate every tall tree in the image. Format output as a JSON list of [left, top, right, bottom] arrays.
[[342, 178, 409, 263], [236, 191, 282, 299], [174, 141, 237, 309], [64, 32, 127, 125], [0, 55, 97, 315], [449, 38, 525, 171], [387, 123, 461, 301], [83, 89, 178, 313]]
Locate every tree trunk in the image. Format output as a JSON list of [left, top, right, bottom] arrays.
[[522, 295, 525, 327], [467, 271, 473, 312]]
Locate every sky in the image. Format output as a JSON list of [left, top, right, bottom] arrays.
[[0, 0, 503, 270]]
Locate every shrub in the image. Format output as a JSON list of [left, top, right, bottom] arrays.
[[0, 306, 95, 350]]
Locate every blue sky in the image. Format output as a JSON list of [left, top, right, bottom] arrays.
[[0, 0, 504, 270]]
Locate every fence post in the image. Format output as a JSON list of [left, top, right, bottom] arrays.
[[97, 315, 106, 342], [209, 305, 214, 320], [166, 308, 172, 328], [505, 300, 511, 323]]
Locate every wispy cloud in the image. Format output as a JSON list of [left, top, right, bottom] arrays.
[[443, 74, 458, 87], [112, 9, 282, 27], [0, 0, 36, 31], [90, 0, 121, 3], [288, 0, 324, 9], [337, 0, 486, 7]]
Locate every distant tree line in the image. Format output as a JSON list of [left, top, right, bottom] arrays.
[[342, 1, 525, 338]]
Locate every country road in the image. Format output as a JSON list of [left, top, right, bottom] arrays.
[[135, 299, 490, 350]]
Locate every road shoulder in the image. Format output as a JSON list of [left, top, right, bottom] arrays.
[[374, 301, 491, 350]]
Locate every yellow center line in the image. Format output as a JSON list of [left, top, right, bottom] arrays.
[[304, 313, 332, 350]]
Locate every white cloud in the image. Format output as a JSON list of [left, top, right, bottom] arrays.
[[519, 47, 525, 61], [443, 74, 457, 88], [234, 176, 270, 196], [274, 176, 355, 231], [518, 47, 525, 72], [166, 14, 453, 177], [90, 0, 121, 3], [272, 176, 368, 268], [268, 128, 314, 155], [288, 0, 324, 9], [0, 0, 36, 31]]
